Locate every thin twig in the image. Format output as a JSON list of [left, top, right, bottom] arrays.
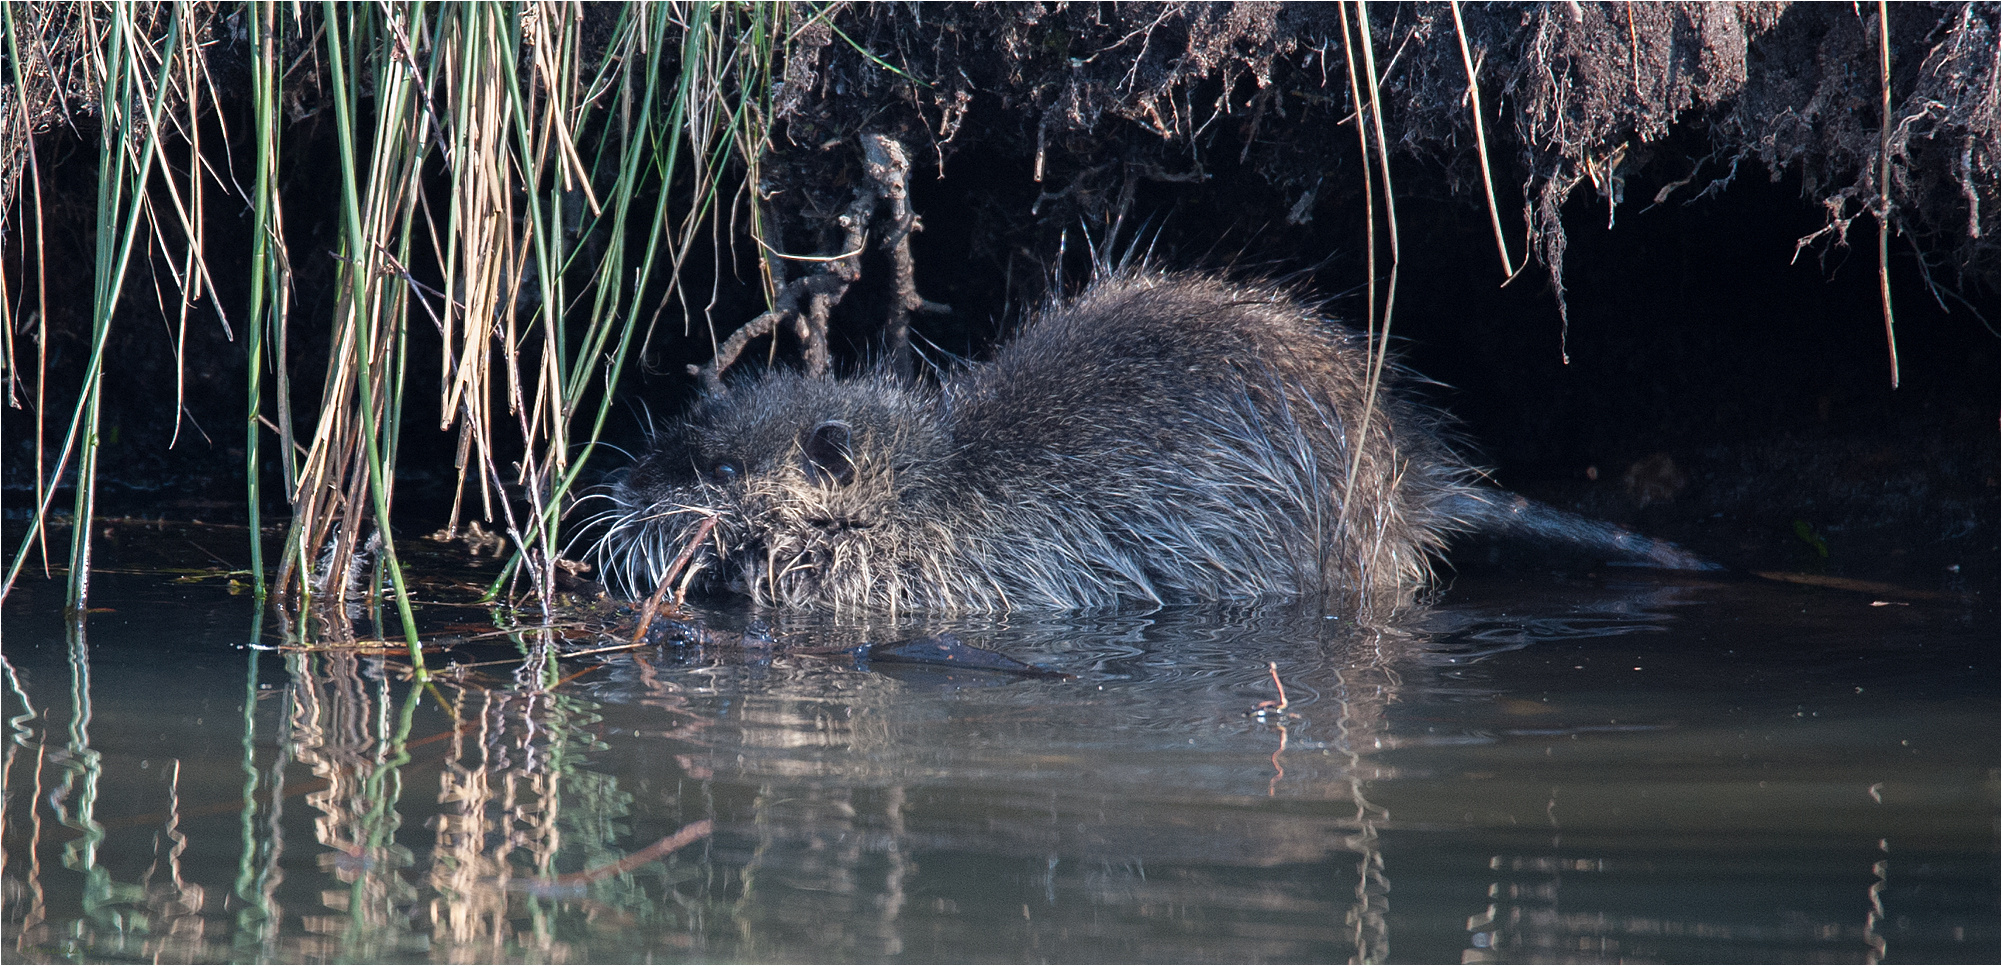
[[512, 819, 714, 895], [628, 513, 719, 647], [1331, 0, 1404, 618], [1875, 0, 1901, 389], [1449, 0, 1517, 280], [749, 233, 868, 263]]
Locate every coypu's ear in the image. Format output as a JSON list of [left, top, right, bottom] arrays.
[[803, 420, 855, 486]]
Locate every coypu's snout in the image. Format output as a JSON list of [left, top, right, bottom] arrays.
[[591, 415, 896, 606], [597, 370, 949, 610]]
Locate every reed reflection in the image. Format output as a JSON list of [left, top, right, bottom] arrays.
[[2, 621, 716, 963], [286, 637, 712, 962], [4, 578, 1968, 963], [4, 622, 220, 959]]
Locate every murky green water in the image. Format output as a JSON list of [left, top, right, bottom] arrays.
[[3, 550, 1995, 963]]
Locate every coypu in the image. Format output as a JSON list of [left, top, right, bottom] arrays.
[[591, 270, 1712, 617]]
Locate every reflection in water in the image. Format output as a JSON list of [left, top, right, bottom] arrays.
[[3, 620, 713, 962], [3, 658, 44, 944], [2, 577, 1996, 962]]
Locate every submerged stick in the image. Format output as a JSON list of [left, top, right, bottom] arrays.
[[1266, 661, 1290, 712], [511, 819, 714, 898]]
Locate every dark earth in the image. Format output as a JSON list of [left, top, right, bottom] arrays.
[[3, 3, 1994, 601]]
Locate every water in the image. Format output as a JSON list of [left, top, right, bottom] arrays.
[[3, 534, 1995, 963]]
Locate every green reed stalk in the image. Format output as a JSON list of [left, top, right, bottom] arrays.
[[322, 0, 426, 675], [519, 4, 784, 598], [243, 1, 283, 597], [67, 7, 182, 609], [483, 4, 687, 602], [495, 1, 564, 607]]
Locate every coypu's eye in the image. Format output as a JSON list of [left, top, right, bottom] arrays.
[[802, 420, 855, 486], [707, 459, 742, 484]]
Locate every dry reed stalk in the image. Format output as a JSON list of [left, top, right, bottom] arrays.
[[273, 2, 431, 671], [0, 4, 60, 576], [636, 2, 789, 352], [1875, 0, 1901, 390], [1354, 2, 1402, 410], [506, 0, 591, 608], [1329, 0, 1405, 616], [1, 4, 205, 607], [436, 5, 515, 548], [627, 513, 719, 648], [1449, 0, 1520, 281], [129, 11, 230, 451], [432, 2, 622, 611], [0, 2, 798, 628]]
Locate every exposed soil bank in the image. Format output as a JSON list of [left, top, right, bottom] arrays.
[[4, 3, 1994, 597]]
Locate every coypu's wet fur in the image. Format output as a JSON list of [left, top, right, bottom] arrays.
[[594, 271, 1711, 617]]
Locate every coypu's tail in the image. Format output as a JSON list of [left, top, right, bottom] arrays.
[[1445, 491, 1722, 572]]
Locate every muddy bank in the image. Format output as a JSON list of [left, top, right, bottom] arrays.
[[625, 1, 2002, 593], [1, 2, 1993, 597]]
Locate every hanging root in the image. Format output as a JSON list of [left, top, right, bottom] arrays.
[[691, 132, 946, 392]]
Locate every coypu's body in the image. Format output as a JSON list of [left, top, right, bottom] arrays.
[[595, 271, 1707, 617]]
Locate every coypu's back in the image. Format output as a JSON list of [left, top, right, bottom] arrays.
[[594, 270, 1703, 616], [940, 273, 1480, 613]]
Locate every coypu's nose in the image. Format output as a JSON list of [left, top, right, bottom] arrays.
[[803, 420, 855, 485]]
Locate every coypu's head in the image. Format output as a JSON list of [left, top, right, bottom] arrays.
[[593, 370, 955, 610]]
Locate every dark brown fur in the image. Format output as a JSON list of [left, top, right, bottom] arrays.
[[593, 271, 1706, 617]]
